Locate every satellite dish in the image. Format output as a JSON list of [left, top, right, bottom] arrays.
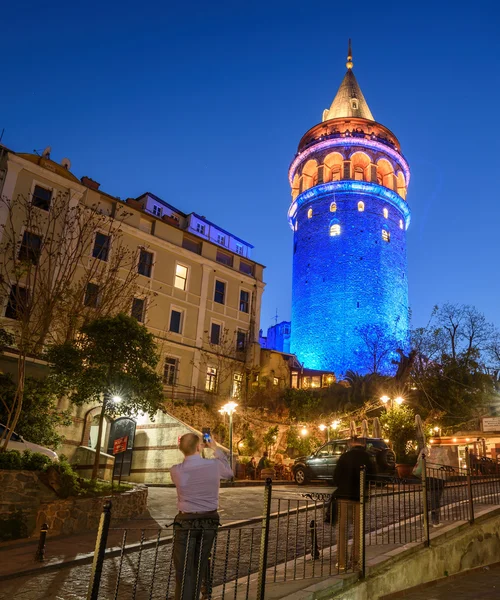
[[42, 146, 51, 158], [61, 157, 71, 170]]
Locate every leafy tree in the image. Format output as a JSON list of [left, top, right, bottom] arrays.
[[282, 388, 321, 422], [47, 313, 164, 480], [355, 324, 400, 374], [0, 191, 146, 450], [285, 426, 320, 458], [0, 374, 71, 448], [263, 425, 279, 456], [379, 405, 417, 464]]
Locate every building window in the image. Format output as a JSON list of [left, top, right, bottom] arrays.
[[399, 219, 404, 230], [351, 99, 358, 109], [357, 201, 364, 212], [329, 223, 341, 237], [235, 243, 244, 255], [152, 205, 163, 217], [210, 322, 221, 345], [383, 208, 388, 219], [236, 330, 247, 351], [163, 357, 178, 386], [182, 235, 202, 254], [330, 202, 337, 212], [131, 297, 146, 322], [294, 221, 298, 231], [169, 309, 183, 334], [174, 264, 188, 290], [5, 285, 29, 320], [239, 260, 254, 276], [354, 167, 364, 181], [196, 223, 206, 235], [273, 377, 279, 386], [232, 373, 243, 399], [138, 249, 153, 277], [239, 290, 250, 313], [205, 367, 218, 392], [18, 231, 42, 264], [84, 283, 100, 308], [382, 229, 391, 242], [214, 280, 226, 304], [216, 250, 233, 267], [92, 232, 111, 261], [32, 185, 52, 211], [307, 207, 313, 219], [217, 234, 226, 246]]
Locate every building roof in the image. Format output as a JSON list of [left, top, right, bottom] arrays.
[[15, 153, 82, 184], [322, 42, 374, 122]]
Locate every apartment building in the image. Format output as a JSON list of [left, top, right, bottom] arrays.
[[0, 145, 265, 482]]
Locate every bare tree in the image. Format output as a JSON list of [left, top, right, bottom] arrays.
[[437, 303, 465, 360], [0, 191, 150, 449], [356, 324, 398, 374]]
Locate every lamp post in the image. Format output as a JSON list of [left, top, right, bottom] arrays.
[[380, 395, 404, 411], [220, 401, 238, 471]]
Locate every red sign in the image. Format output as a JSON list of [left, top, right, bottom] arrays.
[[113, 436, 128, 455]]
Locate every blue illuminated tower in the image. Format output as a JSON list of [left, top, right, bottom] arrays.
[[289, 42, 411, 376]]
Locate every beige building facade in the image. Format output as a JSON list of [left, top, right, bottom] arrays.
[[0, 145, 265, 483]]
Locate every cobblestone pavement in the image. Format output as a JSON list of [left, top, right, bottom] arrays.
[[1, 481, 497, 600], [385, 564, 500, 600]]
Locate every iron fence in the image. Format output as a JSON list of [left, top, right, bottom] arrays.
[[85, 449, 500, 599]]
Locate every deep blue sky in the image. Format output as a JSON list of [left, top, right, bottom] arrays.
[[2, 1, 499, 333]]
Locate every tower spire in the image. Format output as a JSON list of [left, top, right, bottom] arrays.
[[346, 39, 353, 70]]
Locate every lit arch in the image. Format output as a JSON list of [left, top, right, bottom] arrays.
[[323, 152, 343, 183], [396, 171, 407, 200], [382, 226, 390, 242], [377, 159, 395, 190], [350, 151, 371, 182], [302, 159, 318, 192], [358, 201, 365, 212], [383, 207, 388, 219], [291, 174, 300, 200], [329, 220, 341, 237], [307, 207, 313, 219]]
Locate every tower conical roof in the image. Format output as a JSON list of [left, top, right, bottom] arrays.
[[322, 41, 374, 122]]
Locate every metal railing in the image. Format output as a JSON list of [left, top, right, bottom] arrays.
[[85, 450, 500, 599]]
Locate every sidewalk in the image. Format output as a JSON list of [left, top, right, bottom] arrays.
[[381, 563, 500, 600]]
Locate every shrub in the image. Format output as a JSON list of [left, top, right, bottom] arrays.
[[0, 510, 28, 542], [0, 449, 23, 470], [46, 458, 81, 498], [21, 450, 53, 471]]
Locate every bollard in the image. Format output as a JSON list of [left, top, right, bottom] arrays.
[[86, 500, 112, 600], [34, 523, 49, 562], [256, 478, 272, 600], [309, 520, 320, 560]]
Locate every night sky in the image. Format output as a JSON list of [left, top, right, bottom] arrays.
[[2, 1, 499, 333]]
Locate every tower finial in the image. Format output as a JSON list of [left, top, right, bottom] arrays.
[[346, 38, 353, 70]]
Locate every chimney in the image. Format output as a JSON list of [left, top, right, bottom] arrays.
[[81, 176, 100, 190]]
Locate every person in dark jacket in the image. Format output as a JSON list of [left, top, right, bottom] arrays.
[[333, 440, 374, 571]]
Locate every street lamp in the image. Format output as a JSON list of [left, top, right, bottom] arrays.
[[111, 395, 122, 403], [380, 395, 404, 410], [319, 423, 329, 441], [300, 427, 308, 437], [220, 401, 238, 471]]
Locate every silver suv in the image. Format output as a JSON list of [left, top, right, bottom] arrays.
[[292, 438, 396, 485]]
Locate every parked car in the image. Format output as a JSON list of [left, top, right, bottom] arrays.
[[292, 437, 396, 485], [0, 423, 58, 460]]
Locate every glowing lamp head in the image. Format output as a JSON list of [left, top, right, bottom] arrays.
[[112, 395, 122, 403], [300, 427, 308, 437], [434, 426, 439, 432], [221, 401, 238, 415], [319, 424, 326, 431], [430, 439, 434, 444], [380, 395, 389, 404], [395, 397, 404, 406], [331, 420, 340, 430], [452, 438, 457, 443]]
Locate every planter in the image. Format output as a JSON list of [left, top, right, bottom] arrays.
[[235, 463, 246, 480], [396, 463, 415, 479], [260, 467, 274, 480]]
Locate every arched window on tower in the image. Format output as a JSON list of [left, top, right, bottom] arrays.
[[399, 219, 404, 230], [330, 221, 341, 237], [294, 221, 298, 232], [358, 201, 365, 212], [330, 201, 337, 212], [383, 208, 388, 219], [382, 228, 390, 243], [307, 207, 313, 219], [354, 167, 364, 181], [331, 167, 341, 181]]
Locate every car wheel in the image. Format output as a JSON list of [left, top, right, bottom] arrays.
[[294, 467, 308, 485]]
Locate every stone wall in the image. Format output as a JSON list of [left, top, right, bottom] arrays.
[[36, 485, 148, 536], [0, 470, 147, 539]]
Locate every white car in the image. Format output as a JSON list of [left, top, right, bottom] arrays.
[[0, 423, 58, 460]]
